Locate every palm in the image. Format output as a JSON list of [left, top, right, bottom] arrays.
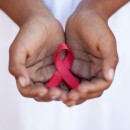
[[24, 17, 65, 84], [65, 12, 109, 81], [67, 43, 102, 81], [64, 10, 118, 106], [9, 16, 67, 101]]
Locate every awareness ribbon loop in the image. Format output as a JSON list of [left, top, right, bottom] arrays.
[[45, 43, 80, 89]]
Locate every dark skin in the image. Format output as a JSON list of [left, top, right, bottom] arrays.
[[0, 0, 129, 106], [9, 16, 68, 101], [64, 10, 117, 106], [63, 0, 128, 106], [1, 0, 68, 101]]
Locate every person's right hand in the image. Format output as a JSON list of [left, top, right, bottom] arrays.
[[9, 14, 68, 102]]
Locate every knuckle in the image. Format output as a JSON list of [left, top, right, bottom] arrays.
[[87, 88, 92, 94], [109, 36, 116, 45], [80, 91, 90, 99], [78, 85, 90, 94], [99, 34, 115, 45], [9, 44, 14, 54], [34, 98, 42, 102], [97, 92, 103, 98], [8, 65, 16, 75], [19, 91, 28, 97], [104, 84, 110, 90], [18, 89, 30, 98], [107, 34, 116, 44], [112, 56, 119, 65]]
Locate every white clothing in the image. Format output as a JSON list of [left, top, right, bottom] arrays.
[[0, 1, 130, 130]]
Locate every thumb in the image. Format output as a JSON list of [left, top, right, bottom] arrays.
[[9, 43, 30, 87], [98, 35, 119, 82]]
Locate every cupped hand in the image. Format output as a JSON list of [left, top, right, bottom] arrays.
[[64, 9, 118, 106], [9, 15, 68, 102]]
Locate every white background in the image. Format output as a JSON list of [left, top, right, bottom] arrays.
[[0, 1, 130, 130]]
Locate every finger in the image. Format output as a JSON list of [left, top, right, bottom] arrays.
[[60, 91, 68, 102], [9, 43, 30, 87], [86, 91, 103, 100], [66, 79, 108, 102], [76, 90, 103, 101], [49, 88, 62, 100], [34, 97, 52, 102], [67, 90, 80, 101], [34, 88, 62, 102], [65, 99, 87, 107], [63, 89, 79, 106], [59, 82, 70, 101], [16, 80, 48, 98], [64, 96, 85, 107], [65, 91, 103, 107], [75, 91, 103, 106], [98, 33, 119, 81], [28, 64, 56, 83], [78, 79, 110, 94], [65, 100, 76, 107]]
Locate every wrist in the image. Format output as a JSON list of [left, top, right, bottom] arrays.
[[20, 12, 52, 26], [74, 1, 109, 21], [14, 2, 53, 27], [75, 0, 128, 21], [20, 14, 57, 32], [19, 11, 53, 28]]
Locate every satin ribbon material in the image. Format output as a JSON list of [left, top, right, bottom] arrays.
[[45, 43, 80, 89]]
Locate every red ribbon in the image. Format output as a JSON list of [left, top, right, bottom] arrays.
[[45, 43, 80, 89]]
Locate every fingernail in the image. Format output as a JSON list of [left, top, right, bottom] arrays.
[[39, 92, 45, 97], [39, 89, 48, 97], [67, 101, 76, 107], [108, 68, 114, 81], [50, 89, 60, 99], [18, 76, 27, 87], [51, 95, 58, 100], [61, 94, 67, 102], [70, 94, 79, 100]]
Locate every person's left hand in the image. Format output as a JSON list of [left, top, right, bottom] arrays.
[[64, 7, 118, 107]]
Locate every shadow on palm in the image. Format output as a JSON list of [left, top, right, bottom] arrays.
[[64, 11, 118, 106]]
